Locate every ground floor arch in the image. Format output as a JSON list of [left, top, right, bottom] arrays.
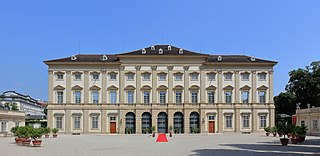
[[173, 112, 184, 133], [190, 112, 200, 133], [141, 112, 152, 134], [157, 112, 168, 133], [125, 112, 135, 134]]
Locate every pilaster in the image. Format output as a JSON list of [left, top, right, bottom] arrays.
[[65, 110, 71, 133], [251, 71, 257, 103], [184, 66, 190, 104], [66, 71, 72, 103], [48, 70, 54, 103], [235, 71, 240, 103], [101, 110, 107, 134], [217, 70, 223, 103], [168, 66, 173, 103], [84, 71, 89, 103], [83, 110, 89, 133], [119, 66, 125, 103], [268, 70, 274, 103], [136, 66, 141, 104], [151, 66, 157, 103], [200, 66, 206, 103], [102, 70, 107, 103]]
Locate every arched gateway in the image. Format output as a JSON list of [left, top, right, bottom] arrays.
[[157, 112, 168, 133]]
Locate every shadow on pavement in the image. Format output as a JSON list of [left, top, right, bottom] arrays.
[[191, 148, 306, 156]]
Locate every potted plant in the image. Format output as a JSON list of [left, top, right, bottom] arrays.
[[21, 126, 32, 146], [31, 128, 43, 147], [264, 126, 271, 136], [10, 126, 20, 143], [151, 126, 156, 137], [277, 125, 290, 146], [51, 128, 59, 138], [290, 125, 299, 144], [43, 127, 51, 138], [297, 125, 308, 143], [169, 125, 173, 137], [271, 126, 277, 137]]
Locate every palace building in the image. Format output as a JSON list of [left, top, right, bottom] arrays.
[[44, 45, 277, 134]]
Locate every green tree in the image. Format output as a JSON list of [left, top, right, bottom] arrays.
[[274, 92, 297, 115]]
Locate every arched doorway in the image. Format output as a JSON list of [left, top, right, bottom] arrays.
[[190, 112, 200, 133], [125, 112, 135, 134], [158, 112, 168, 133], [174, 112, 184, 133], [141, 112, 152, 134]]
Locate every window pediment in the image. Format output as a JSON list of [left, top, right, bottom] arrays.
[[257, 85, 268, 90], [206, 85, 217, 91], [189, 85, 200, 90], [157, 85, 168, 90], [107, 85, 118, 90], [90, 85, 101, 90], [223, 85, 234, 90], [173, 85, 184, 90], [124, 85, 136, 90], [54, 85, 65, 90], [240, 85, 251, 90], [141, 85, 152, 90], [72, 85, 83, 90]]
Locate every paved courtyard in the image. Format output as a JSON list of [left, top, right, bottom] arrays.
[[1, 134, 319, 156]]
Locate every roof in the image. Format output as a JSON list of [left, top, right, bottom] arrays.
[[206, 55, 277, 64], [44, 45, 277, 65], [0, 91, 45, 107], [118, 45, 208, 56]]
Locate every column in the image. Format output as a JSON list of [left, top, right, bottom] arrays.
[[102, 70, 107, 103], [200, 66, 206, 103], [251, 71, 257, 103], [136, 66, 141, 104], [48, 70, 54, 104], [217, 70, 223, 103], [65, 110, 71, 133], [151, 66, 157, 104], [168, 66, 173, 104], [183, 66, 190, 104], [84, 71, 89, 103]]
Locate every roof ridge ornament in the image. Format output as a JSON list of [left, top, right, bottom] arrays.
[[71, 55, 77, 61], [217, 56, 223, 62], [250, 56, 256, 62], [101, 55, 108, 61], [179, 48, 183, 54], [159, 48, 163, 54], [142, 48, 146, 54], [151, 46, 155, 50]]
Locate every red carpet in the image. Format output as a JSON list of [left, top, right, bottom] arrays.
[[156, 134, 168, 142]]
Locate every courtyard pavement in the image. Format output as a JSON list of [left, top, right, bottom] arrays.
[[1, 134, 320, 156]]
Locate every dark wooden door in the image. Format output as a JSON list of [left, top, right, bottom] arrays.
[[209, 121, 215, 133], [110, 122, 116, 134]]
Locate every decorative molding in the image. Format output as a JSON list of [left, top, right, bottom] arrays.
[[53, 85, 65, 90], [72, 113, 82, 116], [90, 71, 100, 74], [257, 85, 268, 90], [189, 85, 200, 90], [71, 85, 83, 90], [218, 70, 223, 74], [108, 71, 118, 75], [251, 70, 256, 74], [199, 66, 206, 71], [223, 85, 234, 90], [84, 70, 89, 74], [107, 85, 119, 90], [66, 71, 71, 74], [173, 85, 184, 90], [183, 66, 189, 71], [89, 113, 100, 116], [268, 70, 274, 74], [174, 72, 183, 75], [72, 71, 83, 75], [90, 85, 101, 90], [48, 70, 54, 74], [125, 71, 135, 75], [240, 85, 251, 90], [55, 71, 65, 75], [124, 85, 136, 90], [101, 70, 107, 74], [157, 72, 167, 75], [167, 66, 174, 70], [151, 66, 157, 70], [135, 66, 141, 70], [157, 85, 168, 90], [141, 85, 152, 90], [206, 85, 217, 91], [119, 66, 125, 71]]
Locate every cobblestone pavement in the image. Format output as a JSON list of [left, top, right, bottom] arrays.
[[1, 134, 319, 156]]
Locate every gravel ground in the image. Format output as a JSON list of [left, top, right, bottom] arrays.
[[1, 134, 319, 156]]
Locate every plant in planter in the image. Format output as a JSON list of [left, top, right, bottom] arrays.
[[43, 127, 51, 138], [277, 124, 290, 146], [31, 128, 43, 147], [11, 126, 20, 144], [51, 128, 59, 138], [169, 125, 173, 137], [271, 126, 277, 137], [290, 125, 299, 144], [297, 125, 308, 143], [264, 126, 271, 136], [151, 126, 156, 137], [19, 126, 32, 146]]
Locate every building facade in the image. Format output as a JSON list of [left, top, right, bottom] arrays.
[[0, 110, 25, 135], [296, 106, 320, 136], [44, 45, 277, 134], [0, 91, 46, 120]]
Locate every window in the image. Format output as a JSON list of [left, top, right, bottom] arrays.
[[259, 91, 266, 104], [74, 73, 81, 80], [110, 116, 116, 121], [191, 91, 198, 103], [208, 92, 215, 104], [224, 73, 233, 81], [208, 73, 215, 81], [242, 115, 250, 128], [208, 115, 215, 120], [175, 91, 182, 104], [143, 91, 150, 104], [190, 73, 199, 81], [313, 120, 318, 129], [92, 116, 99, 129], [110, 91, 117, 104], [159, 74, 166, 81], [127, 91, 134, 104], [226, 115, 233, 128], [175, 74, 182, 81], [110, 74, 117, 80], [143, 73, 150, 81], [75, 91, 81, 104], [260, 115, 267, 128], [225, 91, 232, 104], [92, 91, 99, 103], [159, 91, 166, 104], [57, 91, 63, 104], [15, 122, 19, 127], [1, 122, 6, 132], [56, 116, 62, 129], [301, 120, 305, 127], [74, 116, 81, 129], [258, 73, 267, 81], [92, 73, 99, 81], [127, 74, 134, 80], [57, 74, 64, 80], [241, 73, 250, 81], [241, 91, 249, 103]]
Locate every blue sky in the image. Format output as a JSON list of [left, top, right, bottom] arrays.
[[0, 0, 319, 100]]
